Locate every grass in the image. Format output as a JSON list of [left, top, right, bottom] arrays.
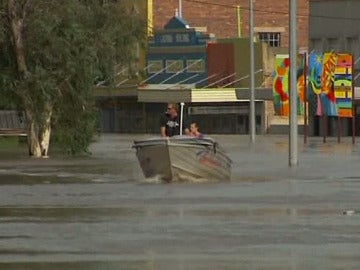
[[0, 137, 28, 159]]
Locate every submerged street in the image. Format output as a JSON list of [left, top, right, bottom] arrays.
[[0, 134, 360, 269]]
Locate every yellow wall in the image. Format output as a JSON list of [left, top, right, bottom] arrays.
[[147, 0, 153, 37]]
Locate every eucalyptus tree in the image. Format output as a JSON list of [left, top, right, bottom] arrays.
[[0, 0, 146, 157]]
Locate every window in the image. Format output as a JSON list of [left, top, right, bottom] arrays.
[[258, 32, 281, 47], [346, 37, 358, 52], [187, 59, 205, 73], [147, 60, 163, 74], [159, 34, 173, 43], [309, 38, 324, 52], [175, 33, 190, 43], [327, 38, 340, 51], [165, 60, 184, 73]]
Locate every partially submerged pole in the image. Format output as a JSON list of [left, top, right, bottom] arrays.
[[249, 0, 255, 143], [237, 6, 242, 38], [179, 0, 182, 17], [289, 0, 298, 166], [180, 102, 184, 135]]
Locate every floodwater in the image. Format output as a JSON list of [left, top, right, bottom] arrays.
[[0, 134, 360, 270]]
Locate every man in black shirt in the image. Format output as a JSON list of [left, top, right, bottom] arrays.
[[160, 103, 188, 137]]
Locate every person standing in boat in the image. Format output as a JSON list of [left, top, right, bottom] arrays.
[[160, 103, 188, 137]]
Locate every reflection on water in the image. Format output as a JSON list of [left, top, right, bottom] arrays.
[[1, 134, 360, 270]]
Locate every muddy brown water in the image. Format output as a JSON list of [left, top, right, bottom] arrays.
[[0, 134, 360, 269]]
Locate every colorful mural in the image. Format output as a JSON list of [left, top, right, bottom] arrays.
[[308, 52, 323, 116], [273, 54, 305, 116], [296, 54, 306, 116], [334, 54, 353, 118], [308, 52, 353, 118], [273, 55, 289, 116]]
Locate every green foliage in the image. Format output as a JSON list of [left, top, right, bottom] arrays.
[[0, 3, 19, 109], [52, 104, 98, 155], [0, 0, 146, 154], [0, 136, 22, 149]]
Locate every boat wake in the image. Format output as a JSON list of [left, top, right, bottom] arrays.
[[141, 173, 219, 184], [140, 174, 165, 184], [174, 173, 217, 183]]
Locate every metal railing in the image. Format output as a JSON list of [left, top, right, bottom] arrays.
[[0, 110, 27, 136]]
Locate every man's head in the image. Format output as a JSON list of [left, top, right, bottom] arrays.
[[166, 103, 178, 117]]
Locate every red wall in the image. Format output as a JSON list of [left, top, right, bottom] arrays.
[[207, 42, 235, 87]]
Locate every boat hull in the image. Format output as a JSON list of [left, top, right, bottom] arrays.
[[133, 136, 231, 182]]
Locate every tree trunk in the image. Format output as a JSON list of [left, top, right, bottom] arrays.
[[8, 0, 28, 75], [28, 126, 42, 158], [40, 103, 53, 157], [25, 105, 53, 158], [8, 0, 53, 158], [25, 110, 42, 158]]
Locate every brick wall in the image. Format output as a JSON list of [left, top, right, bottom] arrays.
[[153, 0, 309, 50]]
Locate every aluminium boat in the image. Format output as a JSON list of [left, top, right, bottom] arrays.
[[133, 135, 232, 182]]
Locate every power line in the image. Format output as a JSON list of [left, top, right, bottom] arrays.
[[182, 0, 360, 22], [183, 0, 236, 9]]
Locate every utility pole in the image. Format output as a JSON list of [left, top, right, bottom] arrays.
[[249, 0, 255, 143], [237, 6, 242, 38], [289, 0, 298, 166], [179, 0, 182, 17]]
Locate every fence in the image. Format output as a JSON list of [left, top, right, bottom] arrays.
[[0, 110, 27, 136]]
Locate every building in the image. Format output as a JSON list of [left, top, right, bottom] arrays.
[[96, 0, 311, 134], [309, 0, 360, 79], [308, 0, 360, 136], [146, 16, 211, 86], [153, 0, 310, 88], [153, 0, 309, 51], [138, 15, 268, 134]]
